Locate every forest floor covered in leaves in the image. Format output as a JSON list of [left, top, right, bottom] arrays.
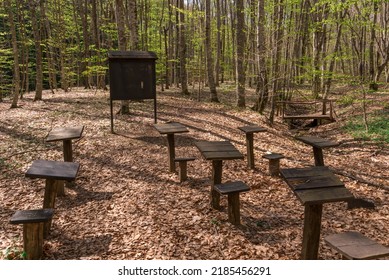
[[1, 85, 389, 260]]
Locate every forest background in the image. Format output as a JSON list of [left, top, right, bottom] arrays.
[[0, 0, 388, 121]]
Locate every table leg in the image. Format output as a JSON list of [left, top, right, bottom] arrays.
[[43, 179, 60, 238], [59, 139, 74, 195], [246, 133, 255, 169], [312, 147, 324, 166], [63, 140, 73, 162], [301, 204, 323, 260], [211, 160, 222, 209], [167, 134, 175, 172]]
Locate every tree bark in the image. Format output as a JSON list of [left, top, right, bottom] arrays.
[[30, 0, 44, 101], [115, 0, 130, 114], [205, 0, 219, 102], [254, 0, 269, 114], [5, 0, 21, 108], [178, 0, 189, 95], [236, 0, 246, 108], [215, 0, 221, 87]]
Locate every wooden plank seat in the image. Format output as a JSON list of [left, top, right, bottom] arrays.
[[10, 209, 54, 260], [262, 153, 284, 176], [213, 181, 250, 225], [324, 231, 389, 260], [283, 114, 332, 120], [174, 157, 195, 182]]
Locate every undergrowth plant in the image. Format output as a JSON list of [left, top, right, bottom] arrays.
[[344, 112, 389, 143]]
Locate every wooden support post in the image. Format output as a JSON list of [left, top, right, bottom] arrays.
[[245, 133, 255, 169], [312, 147, 324, 166], [10, 209, 54, 260], [23, 223, 44, 260], [268, 159, 280, 176], [63, 140, 73, 162], [301, 204, 323, 260], [61, 139, 74, 192], [211, 160, 223, 209], [43, 179, 59, 237], [178, 161, 188, 182], [227, 192, 241, 225], [167, 134, 175, 172]]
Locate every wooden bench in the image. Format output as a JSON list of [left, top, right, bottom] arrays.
[[213, 181, 250, 225], [262, 153, 284, 176], [10, 209, 54, 260], [174, 157, 195, 182], [324, 231, 389, 260]]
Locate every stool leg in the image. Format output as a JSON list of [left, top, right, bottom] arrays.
[[227, 193, 241, 225], [43, 179, 59, 237], [178, 161, 188, 182], [23, 223, 44, 260], [268, 159, 280, 176]]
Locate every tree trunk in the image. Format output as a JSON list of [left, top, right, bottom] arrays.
[[179, 0, 189, 95], [128, 0, 139, 50], [5, 0, 21, 108], [254, 0, 269, 114], [236, 0, 246, 108], [30, 0, 43, 101], [205, 0, 218, 102], [41, 0, 57, 92], [324, 10, 345, 98], [215, 0, 221, 87], [369, 1, 378, 91], [115, 0, 130, 114], [269, 0, 284, 124]]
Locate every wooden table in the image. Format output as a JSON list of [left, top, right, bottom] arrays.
[[25, 159, 80, 236], [280, 166, 354, 260], [46, 126, 84, 162], [194, 140, 244, 209], [238, 125, 266, 169], [46, 125, 84, 194], [153, 122, 189, 172], [296, 135, 338, 166]]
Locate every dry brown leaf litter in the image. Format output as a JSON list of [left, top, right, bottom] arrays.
[[0, 87, 388, 260]]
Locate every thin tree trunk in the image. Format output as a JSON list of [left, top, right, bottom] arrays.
[[254, 0, 269, 113], [5, 0, 21, 108], [115, 0, 130, 114], [31, 0, 43, 101], [179, 0, 189, 95], [205, 0, 218, 102], [269, 0, 284, 124], [236, 0, 246, 107], [41, 0, 57, 92], [128, 0, 139, 50], [215, 0, 221, 87]]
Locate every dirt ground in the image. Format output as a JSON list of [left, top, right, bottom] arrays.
[[0, 86, 388, 260]]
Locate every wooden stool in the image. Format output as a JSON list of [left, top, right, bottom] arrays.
[[10, 209, 54, 260], [174, 157, 195, 182], [262, 153, 284, 176], [213, 181, 250, 225], [324, 231, 389, 259]]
